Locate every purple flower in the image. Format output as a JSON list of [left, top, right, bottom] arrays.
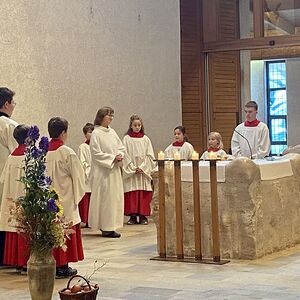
[[31, 147, 42, 159], [28, 125, 40, 141], [39, 136, 49, 153], [44, 176, 52, 186], [47, 198, 57, 212]]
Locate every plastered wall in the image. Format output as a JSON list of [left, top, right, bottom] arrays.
[[0, 0, 181, 152]]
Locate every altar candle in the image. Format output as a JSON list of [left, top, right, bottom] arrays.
[[208, 151, 217, 160], [157, 151, 165, 160], [191, 151, 199, 160], [173, 151, 181, 160]]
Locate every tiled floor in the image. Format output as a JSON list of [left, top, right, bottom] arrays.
[[1, 222, 300, 299]]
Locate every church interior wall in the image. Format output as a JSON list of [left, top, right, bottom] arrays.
[[0, 0, 182, 152]]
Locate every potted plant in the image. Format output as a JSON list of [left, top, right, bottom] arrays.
[[11, 125, 72, 300]]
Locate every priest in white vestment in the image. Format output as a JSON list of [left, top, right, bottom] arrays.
[[89, 107, 125, 238], [231, 101, 270, 159]]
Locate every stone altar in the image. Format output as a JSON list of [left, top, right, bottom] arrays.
[[152, 154, 300, 259]]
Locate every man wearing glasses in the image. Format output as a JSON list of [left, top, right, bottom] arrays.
[[231, 101, 270, 159]]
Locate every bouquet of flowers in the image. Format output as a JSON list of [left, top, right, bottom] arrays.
[[10, 125, 72, 255]]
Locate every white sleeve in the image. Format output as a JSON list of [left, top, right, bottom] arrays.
[[231, 130, 241, 157], [257, 125, 271, 158]]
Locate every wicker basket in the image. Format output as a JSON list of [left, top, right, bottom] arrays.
[[58, 275, 99, 300]]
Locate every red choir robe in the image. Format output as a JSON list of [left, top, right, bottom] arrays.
[[78, 140, 91, 224], [46, 139, 85, 267], [122, 132, 156, 216], [0, 144, 29, 267]]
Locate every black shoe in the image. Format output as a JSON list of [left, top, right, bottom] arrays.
[[101, 231, 121, 238], [56, 266, 77, 279], [127, 215, 138, 225], [20, 267, 27, 275], [139, 215, 148, 225]]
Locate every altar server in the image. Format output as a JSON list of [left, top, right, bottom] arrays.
[[164, 126, 194, 160], [201, 132, 227, 160], [0, 87, 18, 265], [89, 107, 125, 238], [46, 117, 85, 278], [122, 115, 156, 225], [78, 122, 94, 227], [231, 101, 270, 159], [0, 125, 30, 273]]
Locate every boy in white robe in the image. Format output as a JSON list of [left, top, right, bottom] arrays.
[[0, 125, 30, 272], [231, 101, 270, 159], [122, 115, 156, 225], [78, 123, 94, 227], [89, 107, 125, 238], [0, 87, 18, 265], [164, 126, 194, 160], [46, 117, 85, 278]]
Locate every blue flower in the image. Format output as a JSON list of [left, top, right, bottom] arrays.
[[47, 198, 57, 212], [28, 125, 40, 141], [39, 136, 49, 153]]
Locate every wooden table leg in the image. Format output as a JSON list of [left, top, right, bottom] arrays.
[[209, 160, 220, 262], [174, 160, 184, 259], [192, 160, 202, 260], [158, 160, 166, 258]]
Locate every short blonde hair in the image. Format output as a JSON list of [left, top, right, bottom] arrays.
[[208, 132, 223, 149]]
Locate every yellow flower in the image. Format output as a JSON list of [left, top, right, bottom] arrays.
[[55, 200, 64, 217]]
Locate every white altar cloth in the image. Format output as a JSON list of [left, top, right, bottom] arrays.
[[180, 157, 293, 182]]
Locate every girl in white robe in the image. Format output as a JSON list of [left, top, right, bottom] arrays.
[[46, 117, 85, 278], [122, 115, 156, 225], [200, 132, 228, 160], [89, 107, 125, 238], [78, 122, 94, 226], [164, 126, 194, 160]]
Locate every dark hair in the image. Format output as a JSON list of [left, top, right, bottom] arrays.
[[13, 124, 30, 145], [174, 125, 188, 142], [245, 101, 258, 111], [48, 117, 69, 138], [126, 114, 145, 135], [0, 87, 15, 108], [83, 123, 94, 135], [94, 107, 114, 126]]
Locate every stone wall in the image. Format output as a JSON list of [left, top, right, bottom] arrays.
[[152, 154, 300, 259]]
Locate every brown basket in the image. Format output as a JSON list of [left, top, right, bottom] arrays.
[[58, 275, 99, 300]]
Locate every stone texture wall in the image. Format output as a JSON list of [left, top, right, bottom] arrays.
[[0, 0, 181, 151], [152, 154, 300, 259]]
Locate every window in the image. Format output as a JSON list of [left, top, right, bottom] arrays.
[[266, 61, 287, 155]]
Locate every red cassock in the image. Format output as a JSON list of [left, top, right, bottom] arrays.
[[4, 232, 29, 267], [79, 193, 91, 224], [124, 190, 152, 216], [52, 224, 84, 267]]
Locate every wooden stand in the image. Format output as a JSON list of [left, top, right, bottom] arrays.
[[151, 159, 229, 265], [158, 160, 166, 258]]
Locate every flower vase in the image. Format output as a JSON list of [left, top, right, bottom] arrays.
[[27, 250, 56, 300]]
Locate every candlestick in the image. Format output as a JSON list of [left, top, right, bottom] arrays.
[[173, 151, 181, 160], [191, 151, 199, 160], [158, 151, 165, 160], [208, 151, 217, 160]]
